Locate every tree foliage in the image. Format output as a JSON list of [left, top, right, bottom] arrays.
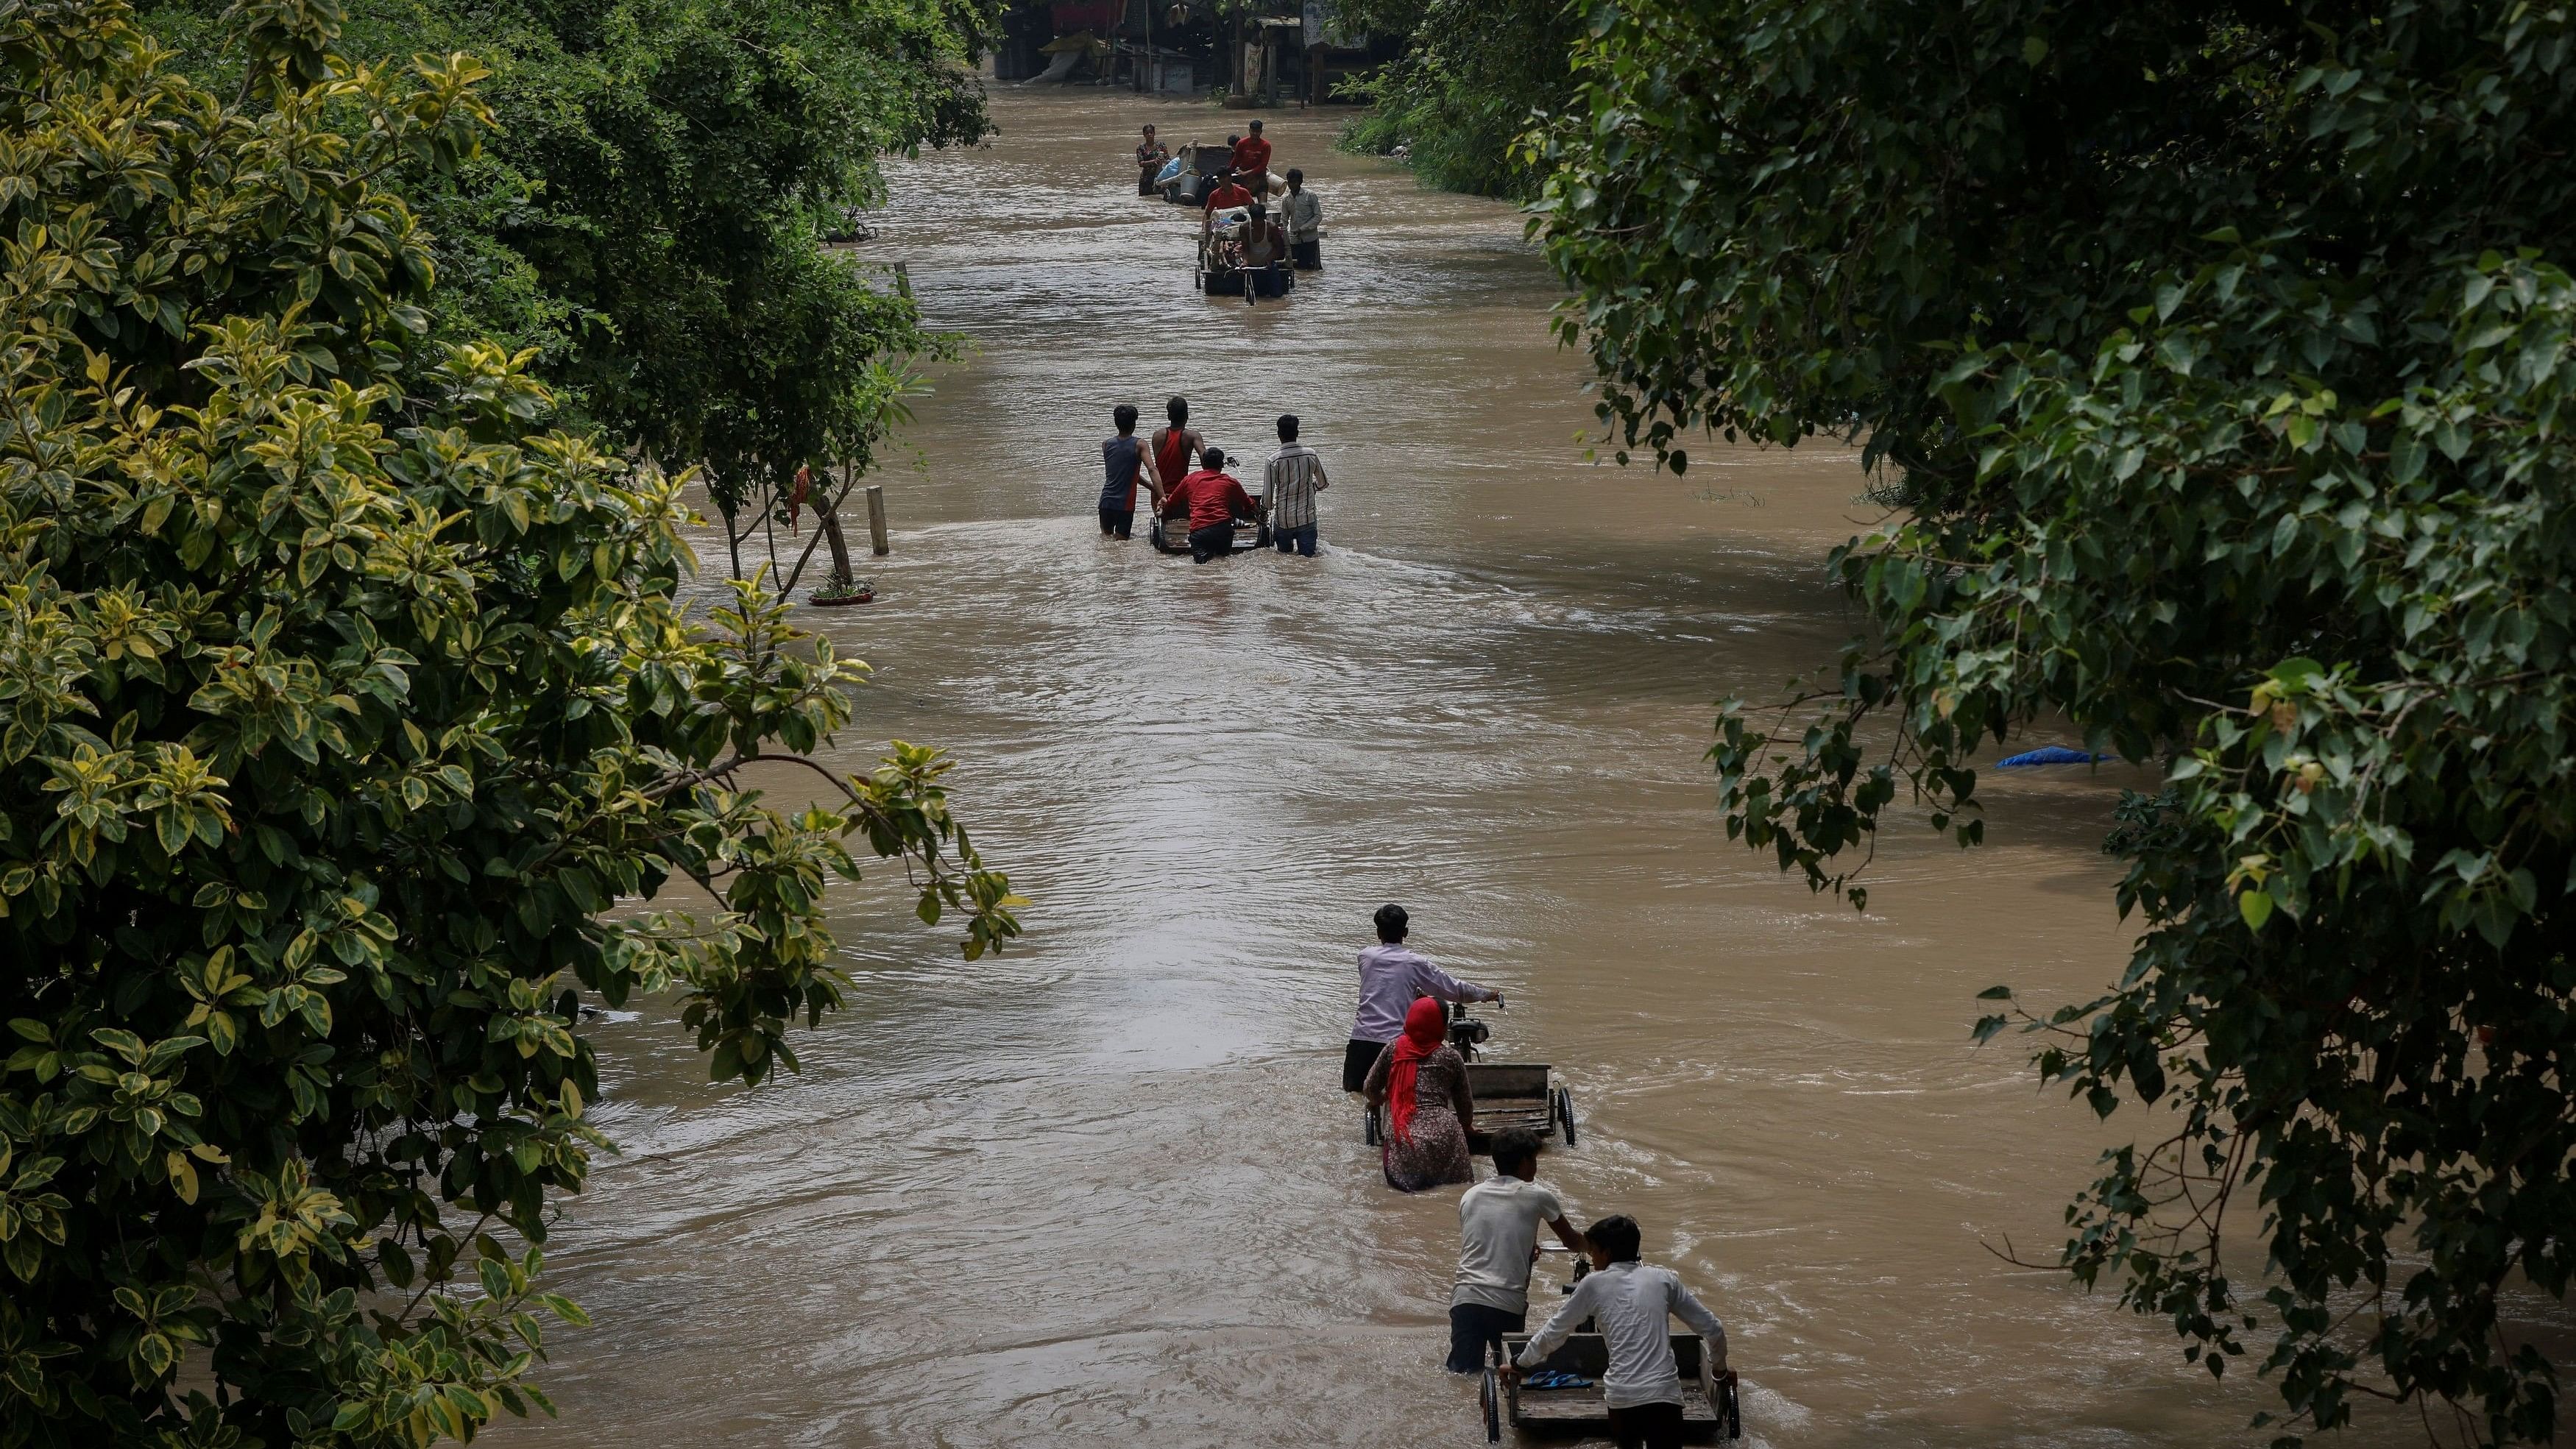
[[1333, 0, 1578, 199], [1538, 2, 2574, 1443], [0, 1, 1016, 1443], [145, 0, 999, 579]]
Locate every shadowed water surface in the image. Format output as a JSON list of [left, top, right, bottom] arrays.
[[484, 90, 2446, 1448]]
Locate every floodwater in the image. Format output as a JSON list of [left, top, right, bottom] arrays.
[[486, 91, 2434, 1447]]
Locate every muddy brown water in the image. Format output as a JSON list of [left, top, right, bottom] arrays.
[[484, 91, 2438, 1448]]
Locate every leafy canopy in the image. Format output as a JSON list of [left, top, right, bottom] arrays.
[[0, 1, 1016, 1445], [145, 0, 1000, 579], [1334, 0, 1579, 199], [1538, 1, 2575, 1443]]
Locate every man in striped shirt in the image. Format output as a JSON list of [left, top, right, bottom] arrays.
[[1263, 414, 1329, 556]]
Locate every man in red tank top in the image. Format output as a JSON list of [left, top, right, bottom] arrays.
[[1150, 395, 1203, 498]]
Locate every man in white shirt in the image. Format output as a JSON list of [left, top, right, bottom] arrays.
[[1342, 903, 1504, 1093], [1263, 413, 1328, 557], [1282, 166, 1323, 269], [1508, 1214, 1728, 1449], [1448, 1128, 1586, 1372]]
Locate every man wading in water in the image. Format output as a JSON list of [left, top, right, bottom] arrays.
[[1282, 168, 1323, 269], [1507, 1215, 1729, 1449], [1263, 412, 1327, 556], [1231, 118, 1273, 186], [1342, 904, 1503, 1094], [1160, 446, 1259, 562], [1448, 1127, 1585, 1372], [1150, 397, 1203, 503], [1099, 403, 1159, 539]]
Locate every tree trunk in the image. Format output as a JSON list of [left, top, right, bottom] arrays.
[[818, 502, 854, 585]]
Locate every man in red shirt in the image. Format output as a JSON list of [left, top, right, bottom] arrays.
[[1231, 120, 1273, 187], [1160, 446, 1260, 562], [1201, 171, 1254, 236]]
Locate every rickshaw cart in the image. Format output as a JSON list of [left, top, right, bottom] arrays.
[[1481, 1335, 1741, 1442], [1464, 1062, 1577, 1149], [1197, 215, 1293, 304]]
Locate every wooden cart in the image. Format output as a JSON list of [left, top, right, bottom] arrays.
[[1481, 1333, 1741, 1442], [1165, 141, 1234, 205], [1362, 1061, 1575, 1149], [1147, 509, 1267, 555], [1465, 1062, 1577, 1149], [1196, 226, 1292, 305]]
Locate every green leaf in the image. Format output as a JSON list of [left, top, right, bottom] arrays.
[[2237, 889, 2275, 931]]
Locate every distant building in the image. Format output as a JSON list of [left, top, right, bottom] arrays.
[[992, 1, 1387, 101]]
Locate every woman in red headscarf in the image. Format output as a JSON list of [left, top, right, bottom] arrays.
[[1362, 996, 1477, 1191]]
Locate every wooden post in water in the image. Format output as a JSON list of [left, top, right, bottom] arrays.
[[865, 484, 889, 556]]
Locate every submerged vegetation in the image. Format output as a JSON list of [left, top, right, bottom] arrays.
[[1535, 1, 2576, 1443], [0, 0, 1013, 1443]]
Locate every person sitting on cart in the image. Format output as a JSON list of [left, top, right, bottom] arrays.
[[1201, 169, 1255, 234], [1239, 202, 1287, 273], [1160, 446, 1259, 563], [1505, 1215, 1730, 1449], [1448, 1127, 1586, 1374]]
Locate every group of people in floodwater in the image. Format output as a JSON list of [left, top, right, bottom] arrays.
[[1088, 125, 1336, 559], [1135, 118, 1325, 274], [1344, 904, 1732, 1449], [1097, 394, 1328, 561]]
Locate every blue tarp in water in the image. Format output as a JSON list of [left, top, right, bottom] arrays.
[[1998, 745, 2109, 768]]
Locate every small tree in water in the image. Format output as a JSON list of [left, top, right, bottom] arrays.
[[1538, 1, 2575, 1444], [0, 1, 1017, 1442]]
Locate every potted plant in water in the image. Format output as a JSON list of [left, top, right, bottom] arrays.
[[809, 571, 874, 606]]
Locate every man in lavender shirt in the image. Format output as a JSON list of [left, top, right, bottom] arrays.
[[1342, 904, 1506, 1093]]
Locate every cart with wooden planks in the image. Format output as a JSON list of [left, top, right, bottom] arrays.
[[1481, 1334, 1741, 1443], [1462, 1061, 1576, 1149]]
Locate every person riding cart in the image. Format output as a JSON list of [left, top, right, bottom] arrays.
[[1200, 170, 1254, 234]]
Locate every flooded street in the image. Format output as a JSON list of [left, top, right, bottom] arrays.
[[485, 91, 2424, 1448]]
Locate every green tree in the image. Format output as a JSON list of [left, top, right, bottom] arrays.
[[0, 1, 1017, 1444], [1334, 0, 1578, 199], [1538, 2, 2574, 1443], [144, 0, 999, 581]]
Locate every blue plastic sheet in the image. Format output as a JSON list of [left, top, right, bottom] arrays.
[[1996, 745, 2109, 768]]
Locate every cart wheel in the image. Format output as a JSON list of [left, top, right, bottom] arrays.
[[1557, 1086, 1578, 1147], [1719, 1370, 1741, 1439], [1481, 1350, 1502, 1443]]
